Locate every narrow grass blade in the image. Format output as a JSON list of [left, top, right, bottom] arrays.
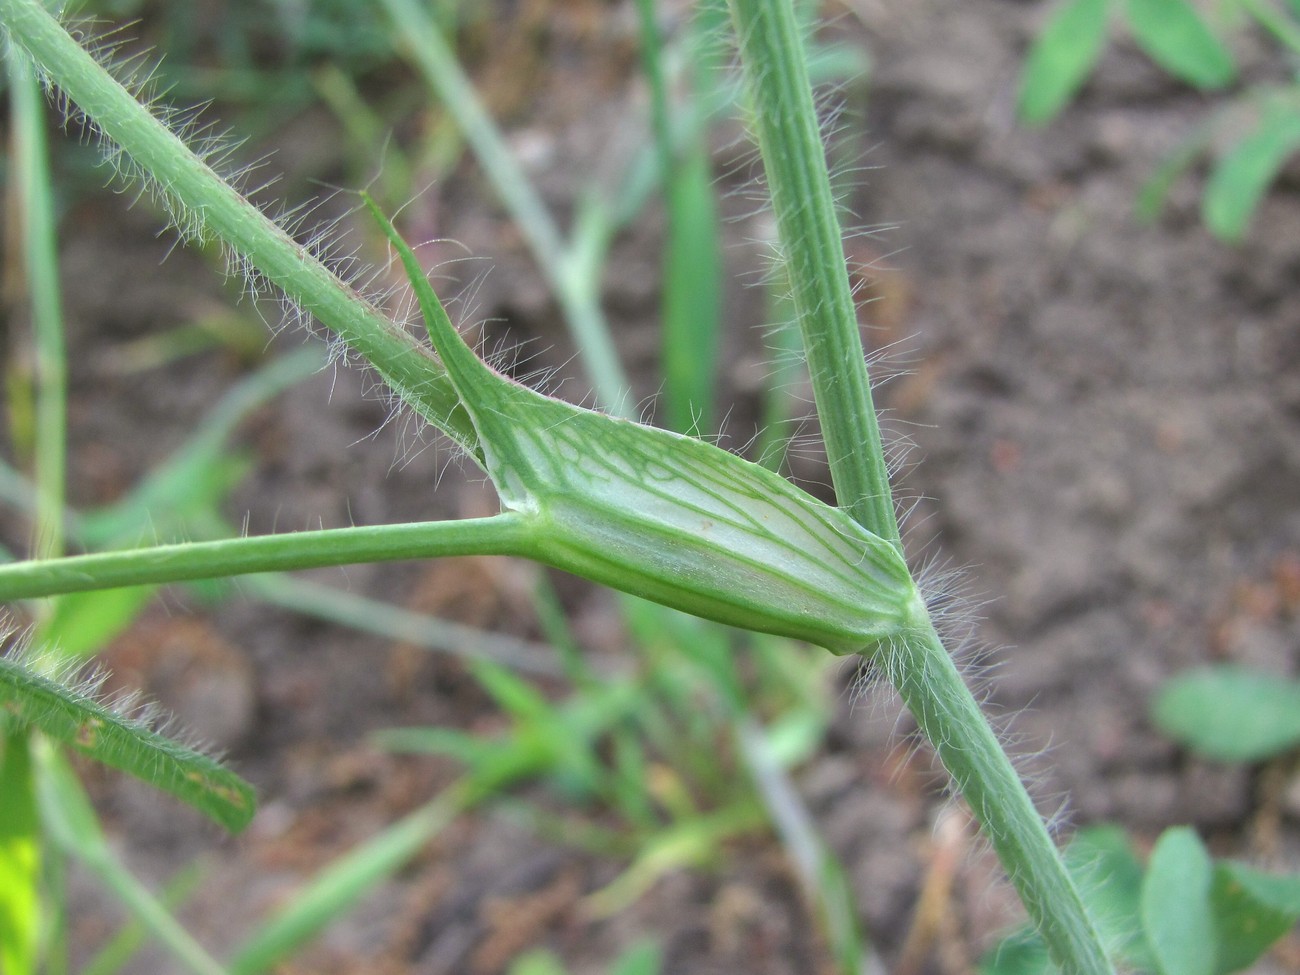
[[662, 146, 722, 435], [226, 796, 463, 975], [0, 650, 255, 832], [1203, 100, 1300, 241], [33, 744, 229, 975], [0, 731, 41, 975], [1018, 0, 1112, 125], [1122, 0, 1235, 89], [80, 864, 206, 975]]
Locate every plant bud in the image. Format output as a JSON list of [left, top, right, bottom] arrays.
[[370, 198, 927, 655]]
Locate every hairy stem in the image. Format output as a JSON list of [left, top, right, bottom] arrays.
[[727, 2, 1114, 971], [0, 515, 537, 600], [0, 0, 477, 452], [728, 0, 897, 546]]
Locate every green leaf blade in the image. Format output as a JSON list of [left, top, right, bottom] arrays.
[[1142, 827, 1215, 975], [1152, 665, 1300, 762], [1123, 0, 1235, 88], [0, 652, 255, 832], [1203, 105, 1300, 241], [1019, 0, 1112, 125], [1209, 861, 1300, 974]]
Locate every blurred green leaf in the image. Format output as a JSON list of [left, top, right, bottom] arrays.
[[1122, 0, 1235, 88], [507, 950, 568, 975], [1136, 117, 1217, 222], [1203, 103, 1300, 241], [1209, 861, 1300, 974], [1142, 827, 1214, 975], [662, 145, 722, 436], [611, 941, 661, 975], [1065, 826, 1151, 968], [1018, 0, 1112, 124], [1152, 665, 1300, 761], [39, 586, 155, 659], [0, 732, 40, 975]]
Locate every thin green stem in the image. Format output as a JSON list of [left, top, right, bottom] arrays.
[[0, 514, 538, 600], [727, 2, 1114, 972], [0, 0, 476, 452], [9, 43, 66, 562], [727, 0, 898, 548], [377, 0, 632, 414]]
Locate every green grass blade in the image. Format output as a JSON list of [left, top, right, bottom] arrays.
[[226, 796, 463, 975], [662, 146, 722, 435], [9, 39, 67, 564], [80, 864, 206, 975], [1122, 0, 1235, 89], [1018, 0, 1112, 125], [32, 744, 229, 975], [1203, 100, 1300, 241], [0, 731, 41, 975], [0, 650, 255, 832]]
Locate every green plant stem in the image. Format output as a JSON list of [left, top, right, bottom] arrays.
[[0, 0, 477, 453], [378, 0, 632, 413], [727, 0, 897, 547], [9, 42, 66, 563], [0, 515, 537, 600], [727, 2, 1114, 972]]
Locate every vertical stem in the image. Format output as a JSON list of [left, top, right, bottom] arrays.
[[727, 2, 1115, 972], [727, 0, 898, 547], [9, 43, 65, 563]]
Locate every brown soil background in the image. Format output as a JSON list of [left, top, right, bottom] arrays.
[[4, 0, 1300, 972]]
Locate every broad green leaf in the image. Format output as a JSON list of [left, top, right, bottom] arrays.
[[0, 651, 254, 832], [1204, 105, 1300, 241], [1209, 861, 1300, 974], [1018, 0, 1112, 124], [366, 195, 924, 657], [1152, 665, 1300, 761], [1123, 0, 1235, 88], [1142, 827, 1214, 975], [0, 732, 40, 975]]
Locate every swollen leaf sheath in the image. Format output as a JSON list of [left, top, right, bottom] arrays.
[[367, 196, 925, 655]]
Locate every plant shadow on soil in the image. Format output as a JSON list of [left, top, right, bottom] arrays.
[[6, 1, 1300, 972]]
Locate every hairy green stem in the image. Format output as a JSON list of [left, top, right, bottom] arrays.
[[0, 515, 537, 600], [0, 0, 477, 452], [728, 2, 1113, 971], [728, 0, 898, 546]]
